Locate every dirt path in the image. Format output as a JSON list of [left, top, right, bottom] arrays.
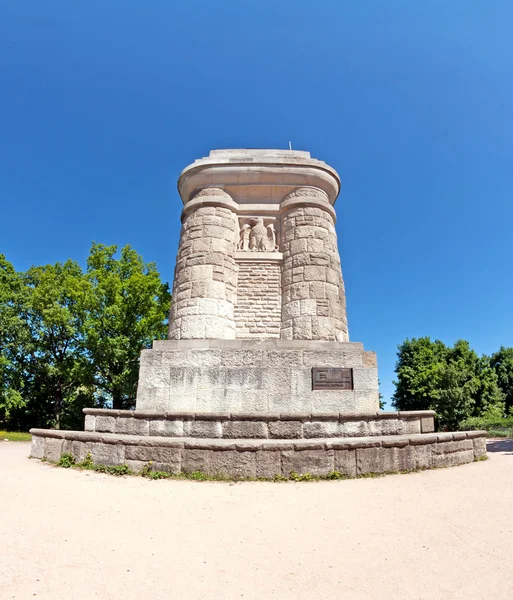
[[1, 440, 512, 600]]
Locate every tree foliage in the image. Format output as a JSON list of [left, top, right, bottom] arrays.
[[0, 244, 170, 430], [392, 337, 508, 430]]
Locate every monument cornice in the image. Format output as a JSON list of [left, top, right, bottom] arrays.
[[178, 150, 341, 206]]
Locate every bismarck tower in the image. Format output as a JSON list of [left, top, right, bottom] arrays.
[[30, 150, 487, 479], [136, 149, 379, 414]]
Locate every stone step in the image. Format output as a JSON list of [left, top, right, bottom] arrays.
[[29, 428, 487, 479], [83, 408, 436, 439]]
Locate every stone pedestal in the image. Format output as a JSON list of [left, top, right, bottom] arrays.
[[136, 340, 378, 414]]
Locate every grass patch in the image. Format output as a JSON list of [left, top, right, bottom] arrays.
[[459, 416, 513, 438], [0, 431, 31, 442]]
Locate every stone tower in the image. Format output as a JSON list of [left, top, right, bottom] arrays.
[[168, 149, 348, 343], [30, 149, 486, 479], [136, 149, 379, 414]]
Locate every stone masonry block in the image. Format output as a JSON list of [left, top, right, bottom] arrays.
[[209, 450, 256, 478], [95, 416, 116, 433], [149, 419, 184, 437], [432, 449, 474, 468], [255, 450, 281, 478], [84, 415, 95, 432], [223, 421, 268, 439], [400, 419, 421, 435], [420, 417, 435, 433], [303, 421, 340, 438], [352, 368, 378, 391], [268, 421, 302, 439], [334, 449, 357, 477], [189, 420, 222, 438], [31, 436, 45, 459], [413, 445, 432, 469], [356, 446, 415, 475], [115, 418, 149, 436], [44, 438, 63, 462], [90, 442, 125, 466], [433, 440, 473, 454], [125, 446, 182, 471], [182, 448, 211, 473], [473, 436, 487, 458], [281, 449, 334, 476]]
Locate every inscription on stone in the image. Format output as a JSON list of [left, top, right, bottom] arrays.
[[312, 367, 353, 390]]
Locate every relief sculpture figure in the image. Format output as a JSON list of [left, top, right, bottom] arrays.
[[237, 223, 251, 250], [249, 218, 268, 251]]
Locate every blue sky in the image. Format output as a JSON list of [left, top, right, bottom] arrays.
[[1, 1, 512, 407]]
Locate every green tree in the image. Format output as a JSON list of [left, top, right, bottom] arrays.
[[23, 260, 94, 429], [392, 337, 505, 429], [83, 243, 170, 410], [391, 337, 448, 412], [0, 255, 32, 428], [490, 347, 513, 415]]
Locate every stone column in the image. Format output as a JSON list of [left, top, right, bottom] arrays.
[[280, 187, 348, 341], [168, 188, 238, 339]]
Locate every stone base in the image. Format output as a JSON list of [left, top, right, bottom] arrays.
[[83, 408, 436, 439], [136, 339, 379, 413], [29, 428, 487, 479]]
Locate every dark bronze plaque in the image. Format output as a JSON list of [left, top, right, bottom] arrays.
[[312, 367, 353, 390]]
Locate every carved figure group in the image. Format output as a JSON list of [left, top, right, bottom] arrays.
[[237, 218, 279, 252]]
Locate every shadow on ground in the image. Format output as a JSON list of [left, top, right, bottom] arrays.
[[487, 438, 513, 455]]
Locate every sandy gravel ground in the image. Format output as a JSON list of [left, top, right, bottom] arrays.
[[1, 440, 512, 600]]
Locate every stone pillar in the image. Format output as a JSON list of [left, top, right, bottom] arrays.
[[280, 187, 348, 341], [168, 188, 239, 339]]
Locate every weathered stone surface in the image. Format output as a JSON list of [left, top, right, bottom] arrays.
[[182, 448, 211, 473], [473, 436, 487, 458], [95, 416, 116, 433], [356, 446, 415, 474], [30, 428, 486, 478], [268, 421, 302, 439], [44, 438, 63, 462], [115, 418, 149, 436], [303, 421, 340, 438], [281, 449, 334, 476], [189, 420, 222, 438], [223, 421, 268, 439], [334, 449, 356, 477], [432, 450, 474, 468], [30, 436, 45, 459], [89, 443, 125, 466], [209, 450, 256, 478], [255, 450, 281, 478], [420, 417, 435, 433], [413, 445, 432, 469], [149, 419, 184, 437], [84, 414, 95, 432]]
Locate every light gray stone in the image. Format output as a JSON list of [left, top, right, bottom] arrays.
[[268, 421, 302, 439], [281, 449, 334, 476], [255, 450, 281, 478], [44, 438, 63, 462], [473, 436, 487, 458], [149, 419, 184, 437], [182, 448, 211, 473], [89, 443, 125, 466], [189, 420, 222, 438], [209, 450, 256, 478], [31, 436, 45, 459], [223, 421, 268, 439], [84, 415, 95, 432], [334, 449, 357, 477], [95, 416, 116, 433], [356, 446, 415, 475]]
